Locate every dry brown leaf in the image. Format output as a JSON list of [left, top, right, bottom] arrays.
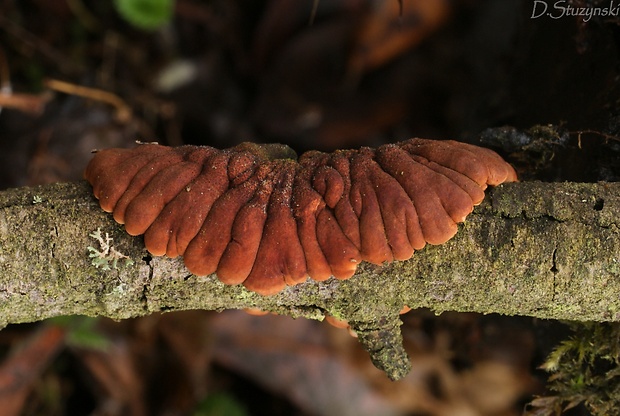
[[0, 325, 66, 416], [348, 0, 452, 75]]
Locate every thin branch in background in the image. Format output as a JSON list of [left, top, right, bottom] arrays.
[[0, 91, 53, 115], [0, 44, 12, 115], [0, 45, 10, 92], [44, 78, 133, 123], [570, 129, 620, 149], [66, 0, 101, 32], [308, 0, 319, 26], [0, 46, 52, 115], [0, 15, 83, 75]]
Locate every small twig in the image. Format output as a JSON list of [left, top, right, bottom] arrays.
[[570, 129, 620, 149], [66, 0, 101, 32], [0, 44, 12, 115], [0, 45, 10, 91], [0, 15, 83, 75], [44, 78, 132, 123], [0, 92, 53, 115], [308, 0, 320, 26], [0, 46, 52, 116]]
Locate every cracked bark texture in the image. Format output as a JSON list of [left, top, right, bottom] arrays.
[[0, 180, 618, 380]]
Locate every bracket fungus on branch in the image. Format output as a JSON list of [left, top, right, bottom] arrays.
[[84, 138, 517, 295]]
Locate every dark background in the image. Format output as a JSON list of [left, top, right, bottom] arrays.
[[0, 0, 618, 415]]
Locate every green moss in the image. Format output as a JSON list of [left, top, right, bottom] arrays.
[[534, 323, 620, 415]]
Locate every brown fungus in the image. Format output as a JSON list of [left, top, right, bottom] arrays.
[[84, 139, 517, 295]]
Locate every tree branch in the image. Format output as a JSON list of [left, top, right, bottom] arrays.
[[0, 180, 618, 380]]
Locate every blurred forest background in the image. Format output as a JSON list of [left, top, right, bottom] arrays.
[[0, 0, 619, 415]]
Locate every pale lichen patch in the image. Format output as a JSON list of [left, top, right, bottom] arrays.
[[87, 228, 134, 270]]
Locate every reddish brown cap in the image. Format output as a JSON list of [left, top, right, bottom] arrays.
[[84, 139, 517, 295]]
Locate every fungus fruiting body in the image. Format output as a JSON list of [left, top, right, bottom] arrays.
[[84, 139, 517, 295]]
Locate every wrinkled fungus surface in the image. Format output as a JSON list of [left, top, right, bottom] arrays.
[[84, 139, 517, 295]]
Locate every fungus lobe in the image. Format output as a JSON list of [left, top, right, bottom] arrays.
[[84, 139, 517, 295]]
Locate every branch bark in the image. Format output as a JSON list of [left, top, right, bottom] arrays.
[[0, 180, 618, 380]]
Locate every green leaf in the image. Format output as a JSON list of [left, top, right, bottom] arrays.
[[193, 392, 248, 416], [49, 316, 111, 351], [114, 0, 174, 31]]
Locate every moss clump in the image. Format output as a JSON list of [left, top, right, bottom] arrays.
[[529, 322, 620, 415]]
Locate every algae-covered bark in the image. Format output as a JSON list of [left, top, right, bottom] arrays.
[[400, 182, 620, 321], [0, 180, 618, 379]]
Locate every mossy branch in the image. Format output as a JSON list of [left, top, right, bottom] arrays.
[[0, 180, 618, 380]]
